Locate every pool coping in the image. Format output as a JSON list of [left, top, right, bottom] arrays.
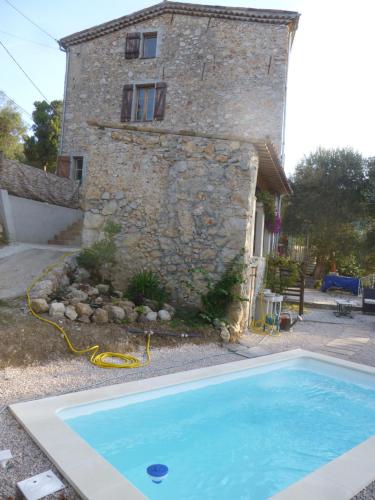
[[9, 348, 375, 500]]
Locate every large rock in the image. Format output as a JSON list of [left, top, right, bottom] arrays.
[[158, 309, 171, 321], [104, 305, 125, 322], [97, 284, 110, 295], [145, 311, 158, 322], [49, 302, 65, 318], [30, 298, 49, 314], [66, 289, 88, 302], [117, 300, 136, 309], [143, 299, 158, 311], [73, 267, 91, 283], [65, 305, 78, 321], [75, 302, 93, 317], [92, 308, 109, 323], [30, 280, 54, 300], [163, 303, 176, 317], [124, 308, 138, 323]]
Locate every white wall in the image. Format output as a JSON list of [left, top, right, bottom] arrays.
[[8, 194, 82, 244]]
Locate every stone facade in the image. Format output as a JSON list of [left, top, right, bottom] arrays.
[[60, 7, 297, 159], [83, 125, 257, 318], [59, 3, 298, 332]]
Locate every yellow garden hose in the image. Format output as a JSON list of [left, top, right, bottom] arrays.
[[26, 253, 151, 369]]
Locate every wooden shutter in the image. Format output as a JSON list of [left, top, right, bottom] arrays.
[[56, 155, 71, 178], [154, 82, 167, 121], [121, 85, 133, 122], [125, 33, 140, 59]]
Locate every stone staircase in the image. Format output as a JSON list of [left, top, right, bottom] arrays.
[[48, 220, 83, 247]]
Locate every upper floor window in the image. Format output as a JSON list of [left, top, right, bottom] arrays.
[[125, 32, 157, 59], [72, 156, 84, 183], [142, 33, 157, 58], [121, 82, 167, 122], [136, 85, 156, 121]]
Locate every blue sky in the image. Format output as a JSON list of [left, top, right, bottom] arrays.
[[1, 0, 374, 173]]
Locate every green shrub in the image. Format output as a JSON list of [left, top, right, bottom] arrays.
[[76, 220, 121, 282], [126, 269, 169, 307], [265, 256, 299, 294], [187, 254, 248, 323]]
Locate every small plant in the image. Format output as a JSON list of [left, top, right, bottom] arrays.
[[186, 254, 248, 324], [126, 269, 169, 307], [256, 190, 276, 230], [265, 256, 299, 294], [76, 220, 121, 282]]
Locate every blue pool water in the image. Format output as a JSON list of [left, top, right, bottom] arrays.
[[60, 361, 375, 499]]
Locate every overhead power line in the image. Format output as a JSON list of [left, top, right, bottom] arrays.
[[0, 89, 33, 119], [3, 0, 58, 43], [0, 38, 52, 105], [0, 29, 59, 50]]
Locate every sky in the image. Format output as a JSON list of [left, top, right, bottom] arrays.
[[1, 0, 375, 174]]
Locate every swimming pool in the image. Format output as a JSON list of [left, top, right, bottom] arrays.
[[10, 350, 375, 499]]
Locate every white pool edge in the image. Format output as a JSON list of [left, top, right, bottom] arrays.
[[9, 349, 375, 500]]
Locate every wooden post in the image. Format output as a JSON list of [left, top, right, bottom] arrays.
[[299, 263, 305, 316]]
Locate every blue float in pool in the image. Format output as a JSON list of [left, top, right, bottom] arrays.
[[146, 464, 169, 484]]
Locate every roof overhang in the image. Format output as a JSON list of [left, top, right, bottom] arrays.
[[254, 141, 291, 195], [59, 1, 300, 49]]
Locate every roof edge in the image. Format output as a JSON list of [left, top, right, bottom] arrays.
[[59, 1, 300, 48]]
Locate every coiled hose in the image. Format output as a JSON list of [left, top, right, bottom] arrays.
[[26, 253, 151, 369]]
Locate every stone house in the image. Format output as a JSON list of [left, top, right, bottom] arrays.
[[57, 1, 299, 333]]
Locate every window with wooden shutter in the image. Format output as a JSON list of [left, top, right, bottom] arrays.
[[125, 33, 140, 59], [154, 82, 167, 121], [121, 84, 133, 122]]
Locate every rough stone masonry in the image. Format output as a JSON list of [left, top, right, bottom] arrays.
[[59, 2, 299, 332]]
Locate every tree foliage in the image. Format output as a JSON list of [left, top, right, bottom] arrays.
[[283, 148, 371, 275], [24, 100, 62, 172], [0, 93, 27, 160]]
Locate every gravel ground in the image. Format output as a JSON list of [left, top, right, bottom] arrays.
[[1, 308, 375, 499]]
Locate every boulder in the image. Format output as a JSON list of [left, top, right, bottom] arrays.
[[94, 296, 104, 305], [97, 284, 110, 295], [104, 305, 125, 322], [30, 298, 49, 314], [75, 302, 94, 317], [49, 302, 65, 318], [87, 287, 99, 297], [158, 309, 171, 321], [65, 305, 78, 321], [143, 299, 158, 311], [145, 311, 158, 322], [163, 303, 176, 317], [124, 308, 138, 323], [112, 290, 123, 298], [92, 308, 109, 324], [78, 315, 91, 323], [220, 326, 231, 343], [66, 289, 88, 302], [30, 280, 54, 300], [117, 300, 136, 309]]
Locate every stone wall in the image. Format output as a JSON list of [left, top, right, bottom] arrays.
[[0, 156, 80, 208], [82, 125, 258, 329], [61, 12, 290, 159]]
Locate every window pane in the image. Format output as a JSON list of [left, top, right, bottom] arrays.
[[136, 87, 145, 121], [73, 157, 83, 182], [146, 87, 155, 121], [143, 35, 157, 58]]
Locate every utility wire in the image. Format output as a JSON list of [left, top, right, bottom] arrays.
[[3, 0, 58, 43], [0, 38, 52, 105], [0, 29, 59, 50], [0, 89, 33, 120]]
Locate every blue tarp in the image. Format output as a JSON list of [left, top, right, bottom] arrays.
[[321, 275, 360, 295]]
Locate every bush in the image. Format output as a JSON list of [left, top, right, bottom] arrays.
[[76, 220, 121, 282], [265, 256, 299, 294], [187, 254, 248, 323], [126, 269, 169, 307]]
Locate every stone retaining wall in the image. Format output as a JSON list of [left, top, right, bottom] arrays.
[[82, 126, 259, 330]]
